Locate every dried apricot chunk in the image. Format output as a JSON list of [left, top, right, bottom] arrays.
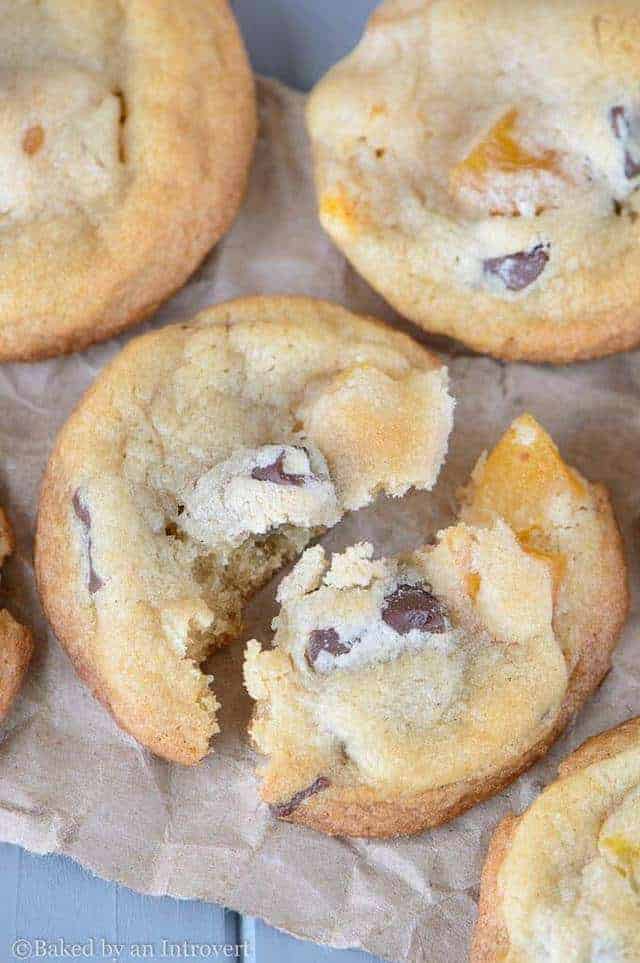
[[464, 414, 586, 534], [450, 109, 560, 215]]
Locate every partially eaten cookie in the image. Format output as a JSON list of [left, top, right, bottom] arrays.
[[244, 415, 627, 837], [0, 507, 33, 722], [35, 297, 454, 765]]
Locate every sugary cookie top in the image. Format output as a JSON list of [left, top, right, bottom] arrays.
[[307, 0, 640, 359], [0, 0, 125, 227], [0, 0, 256, 360], [38, 297, 453, 764], [498, 721, 640, 962]]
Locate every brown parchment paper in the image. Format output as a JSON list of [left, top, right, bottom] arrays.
[[1, 77, 639, 963]]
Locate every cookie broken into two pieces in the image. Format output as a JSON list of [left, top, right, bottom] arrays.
[[245, 413, 627, 837], [35, 297, 627, 839]]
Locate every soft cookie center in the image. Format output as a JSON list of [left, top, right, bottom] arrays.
[[179, 444, 341, 558]]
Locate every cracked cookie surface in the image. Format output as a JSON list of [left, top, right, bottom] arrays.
[[0, 0, 255, 360], [0, 507, 33, 722], [472, 716, 640, 962], [244, 415, 627, 837], [35, 296, 454, 765], [307, 0, 640, 362]]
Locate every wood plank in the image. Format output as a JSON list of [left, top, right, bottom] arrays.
[[1, 843, 239, 962], [246, 917, 379, 962], [9, 846, 117, 944]]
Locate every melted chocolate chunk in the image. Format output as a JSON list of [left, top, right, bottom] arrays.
[[611, 105, 628, 140], [270, 776, 331, 818], [624, 151, 640, 180], [72, 490, 104, 595], [382, 583, 446, 635], [251, 449, 310, 487], [610, 105, 640, 179], [305, 628, 352, 668], [484, 244, 549, 292]]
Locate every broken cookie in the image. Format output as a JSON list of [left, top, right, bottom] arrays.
[[35, 296, 454, 765], [244, 415, 627, 837]]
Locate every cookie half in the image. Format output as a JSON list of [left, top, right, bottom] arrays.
[[472, 715, 640, 962], [35, 296, 454, 765], [244, 415, 627, 837], [0, 507, 33, 722], [0, 0, 255, 360], [307, 0, 640, 362]]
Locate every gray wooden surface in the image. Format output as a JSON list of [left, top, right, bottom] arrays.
[[1, 3, 384, 962]]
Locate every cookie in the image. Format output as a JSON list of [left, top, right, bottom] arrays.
[[0, 0, 255, 360], [307, 0, 640, 362], [244, 415, 627, 837], [0, 507, 33, 722], [35, 296, 454, 765], [472, 716, 640, 962]]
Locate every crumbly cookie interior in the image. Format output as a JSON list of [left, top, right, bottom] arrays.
[[146, 444, 339, 666], [0, 0, 125, 226], [498, 729, 640, 961], [244, 415, 615, 812], [63, 305, 453, 763]]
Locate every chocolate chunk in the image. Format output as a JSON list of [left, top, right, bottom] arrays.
[[251, 450, 309, 487], [382, 583, 446, 635], [305, 628, 352, 668], [611, 105, 628, 141], [270, 776, 331, 818], [72, 490, 104, 595], [484, 244, 549, 292], [610, 105, 640, 179], [624, 151, 640, 180]]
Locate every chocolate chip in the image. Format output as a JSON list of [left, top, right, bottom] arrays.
[[305, 628, 352, 668], [610, 105, 640, 179], [382, 583, 446, 635], [625, 151, 640, 180], [484, 244, 549, 291], [73, 490, 104, 595], [251, 449, 310, 487], [270, 776, 331, 818]]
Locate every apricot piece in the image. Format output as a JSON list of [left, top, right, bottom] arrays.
[[320, 188, 361, 232], [22, 124, 45, 156], [517, 529, 567, 591], [466, 571, 481, 600], [465, 414, 586, 535], [450, 109, 559, 215]]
